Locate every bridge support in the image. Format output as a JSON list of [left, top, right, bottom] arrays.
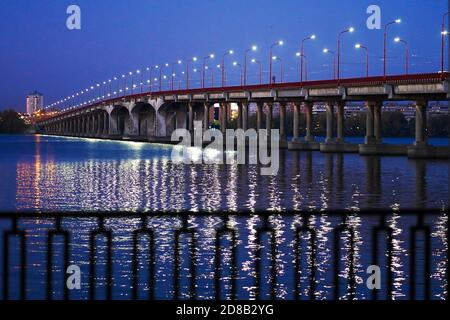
[[320, 101, 358, 153], [256, 102, 263, 134], [241, 102, 248, 131], [279, 102, 287, 148], [220, 103, 227, 134], [288, 101, 320, 150]]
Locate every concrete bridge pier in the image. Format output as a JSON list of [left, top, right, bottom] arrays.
[[320, 101, 358, 153], [359, 101, 407, 155], [406, 100, 448, 158], [256, 102, 263, 134], [241, 102, 248, 131], [266, 102, 273, 132], [220, 102, 228, 135], [203, 103, 210, 131], [279, 102, 287, 148], [288, 101, 320, 150]]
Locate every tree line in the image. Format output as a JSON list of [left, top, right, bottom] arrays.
[[0, 109, 28, 133]]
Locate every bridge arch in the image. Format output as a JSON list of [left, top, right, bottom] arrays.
[[130, 102, 157, 137], [110, 105, 130, 136]]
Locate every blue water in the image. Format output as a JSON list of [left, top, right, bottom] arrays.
[[0, 134, 448, 211], [0, 134, 448, 300]]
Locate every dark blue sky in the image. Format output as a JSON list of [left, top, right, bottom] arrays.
[[0, 0, 448, 111]]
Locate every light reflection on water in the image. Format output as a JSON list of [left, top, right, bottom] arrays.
[[0, 135, 448, 300], [1, 135, 447, 211]]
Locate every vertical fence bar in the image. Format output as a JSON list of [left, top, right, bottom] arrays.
[[333, 214, 356, 300], [371, 214, 393, 300], [132, 216, 155, 300], [89, 216, 113, 300], [255, 215, 276, 300], [46, 216, 70, 300], [294, 213, 316, 300], [3, 217, 26, 300], [214, 215, 237, 300], [174, 215, 197, 300], [409, 214, 431, 300]]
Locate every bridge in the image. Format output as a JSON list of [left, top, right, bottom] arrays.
[[37, 72, 450, 158]]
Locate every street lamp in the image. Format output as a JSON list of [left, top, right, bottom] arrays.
[[384, 18, 401, 78], [442, 12, 450, 73], [147, 65, 159, 93], [185, 57, 197, 89], [394, 37, 409, 76], [171, 60, 182, 90], [244, 45, 257, 85], [337, 27, 354, 81], [355, 43, 369, 77], [300, 34, 316, 82], [269, 40, 283, 84], [202, 54, 214, 88], [272, 56, 283, 83], [251, 59, 262, 85], [221, 50, 234, 87], [323, 48, 336, 80], [233, 61, 243, 85]]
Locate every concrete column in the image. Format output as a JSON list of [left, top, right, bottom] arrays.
[[414, 101, 427, 146], [374, 102, 382, 143], [279, 102, 286, 141], [365, 101, 375, 144], [188, 103, 194, 132], [220, 103, 227, 134], [266, 103, 273, 132], [293, 103, 300, 141], [256, 102, 263, 133], [325, 102, 334, 143], [103, 113, 108, 135], [242, 102, 248, 131], [97, 113, 102, 135], [304, 102, 314, 142], [92, 114, 96, 135], [203, 103, 210, 131], [336, 101, 344, 143], [237, 102, 243, 129]]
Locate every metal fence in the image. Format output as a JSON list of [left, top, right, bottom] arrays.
[[0, 210, 448, 300]]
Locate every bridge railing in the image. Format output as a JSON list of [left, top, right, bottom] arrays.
[[0, 209, 448, 300], [38, 72, 450, 124]]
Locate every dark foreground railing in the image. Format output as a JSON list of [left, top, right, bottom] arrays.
[[0, 210, 448, 300]]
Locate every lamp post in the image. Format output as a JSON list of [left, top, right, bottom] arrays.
[[244, 45, 257, 85], [296, 52, 308, 81], [159, 64, 167, 91], [300, 34, 316, 82], [171, 60, 182, 91], [147, 65, 159, 93], [185, 57, 197, 89], [202, 54, 214, 88], [251, 59, 262, 85], [221, 50, 234, 87], [233, 62, 243, 85], [394, 37, 409, 76], [323, 48, 336, 80], [442, 12, 450, 73], [121, 75, 126, 97], [269, 40, 283, 84], [337, 27, 354, 81], [384, 18, 402, 78], [355, 44, 369, 77], [272, 56, 283, 83]]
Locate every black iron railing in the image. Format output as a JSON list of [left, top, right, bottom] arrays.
[[0, 210, 448, 300]]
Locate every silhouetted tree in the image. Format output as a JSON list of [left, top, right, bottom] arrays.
[[0, 109, 27, 133]]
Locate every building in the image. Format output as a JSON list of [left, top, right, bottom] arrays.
[[26, 91, 43, 115]]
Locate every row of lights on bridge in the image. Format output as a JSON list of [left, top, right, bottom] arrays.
[[46, 13, 449, 113]]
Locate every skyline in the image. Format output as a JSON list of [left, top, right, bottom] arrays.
[[0, 0, 448, 111]]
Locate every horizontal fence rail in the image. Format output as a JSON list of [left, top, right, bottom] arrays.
[[0, 210, 448, 300]]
